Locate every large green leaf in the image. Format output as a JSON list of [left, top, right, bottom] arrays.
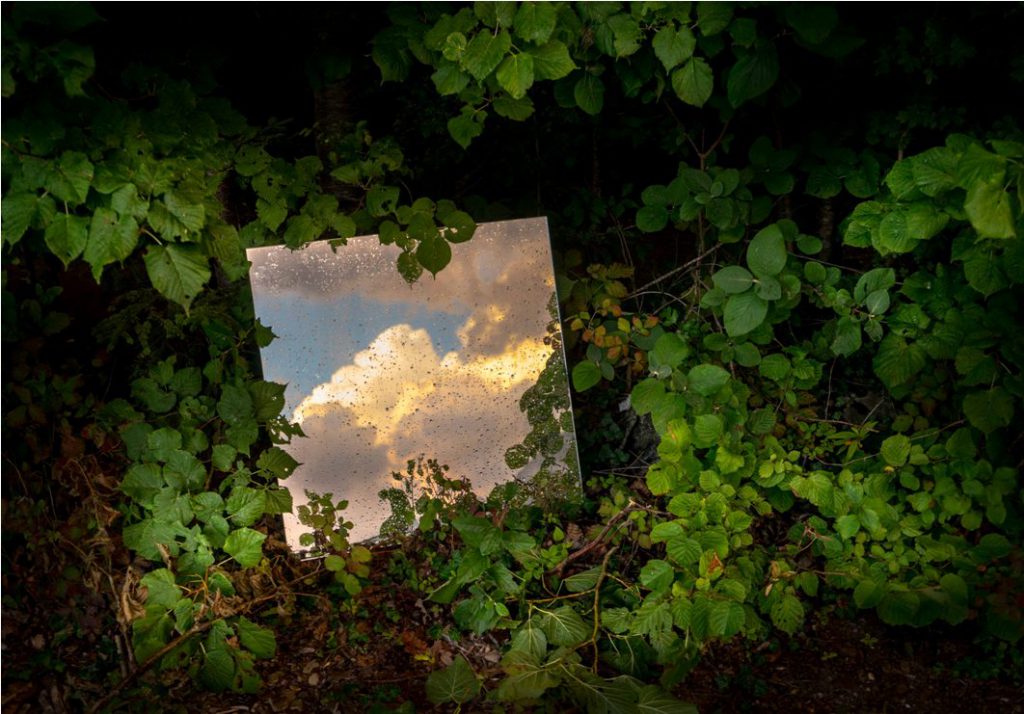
[[572, 361, 602, 392], [687, 364, 730, 395], [44, 213, 89, 267], [45, 151, 93, 205], [461, 28, 511, 80], [235, 616, 277, 659], [964, 180, 1015, 239], [963, 388, 1014, 434], [873, 335, 926, 389], [671, 57, 714, 107], [539, 605, 589, 647], [531, 40, 575, 80], [143, 244, 211, 312], [2, 192, 42, 245], [746, 224, 787, 277], [653, 25, 696, 71], [223, 527, 266, 568], [495, 53, 534, 99], [426, 655, 481, 704], [726, 44, 779, 107], [708, 600, 745, 637], [880, 435, 911, 467], [712, 265, 754, 294], [724, 291, 768, 337], [416, 235, 452, 276], [770, 594, 804, 634], [513, 2, 557, 44], [574, 73, 604, 115]]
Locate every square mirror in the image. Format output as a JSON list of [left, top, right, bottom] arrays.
[[247, 217, 581, 550]]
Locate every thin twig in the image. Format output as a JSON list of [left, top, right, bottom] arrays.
[[627, 245, 720, 297], [549, 504, 638, 578]]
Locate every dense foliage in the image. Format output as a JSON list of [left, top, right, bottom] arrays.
[[2, 2, 1022, 711]]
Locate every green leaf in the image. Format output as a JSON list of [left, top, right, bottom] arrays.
[[880, 435, 911, 467], [758, 353, 790, 382], [493, 94, 535, 120], [708, 600, 745, 637], [495, 53, 534, 99], [963, 247, 1008, 297], [873, 335, 926, 389], [163, 191, 205, 235], [123, 518, 184, 561], [257, 446, 299, 479], [712, 265, 754, 294], [671, 57, 714, 107], [607, 13, 642, 57], [727, 45, 779, 108], [964, 180, 1016, 239], [637, 685, 698, 714], [235, 616, 276, 659], [218, 384, 254, 425], [462, 28, 511, 80], [572, 361, 602, 392], [540, 605, 589, 647], [640, 559, 675, 592], [531, 41, 575, 80], [514, 2, 557, 44], [211, 444, 237, 472], [140, 569, 181, 609], [835, 514, 860, 539], [687, 364, 730, 396], [693, 413, 723, 446], [200, 648, 235, 692], [650, 333, 690, 369], [164, 450, 206, 490], [263, 487, 293, 515], [227, 487, 267, 527], [784, 4, 838, 44], [122, 463, 164, 504], [653, 25, 696, 71], [666, 535, 702, 566], [447, 111, 484, 149], [431, 62, 470, 95], [249, 380, 286, 420], [724, 291, 768, 337], [853, 579, 886, 608], [2, 192, 41, 246], [147, 427, 183, 461], [44, 213, 89, 267], [574, 74, 604, 115], [366, 185, 400, 217], [746, 224, 787, 277], [830, 317, 862, 357], [697, 2, 734, 35], [770, 594, 804, 634], [45, 151, 93, 205], [426, 655, 481, 704], [636, 205, 668, 233], [415, 235, 452, 277], [563, 566, 601, 593], [877, 591, 919, 626], [963, 388, 1014, 434], [747, 408, 776, 435], [223, 527, 266, 568], [439, 210, 476, 244], [143, 244, 210, 313]]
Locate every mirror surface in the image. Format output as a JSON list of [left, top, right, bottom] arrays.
[[247, 217, 580, 549]]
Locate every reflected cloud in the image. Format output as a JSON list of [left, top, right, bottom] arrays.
[[248, 218, 579, 548]]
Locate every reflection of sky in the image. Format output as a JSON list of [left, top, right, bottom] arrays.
[[247, 218, 569, 547], [256, 292, 465, 412]]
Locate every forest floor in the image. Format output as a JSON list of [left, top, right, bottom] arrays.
[[2, 521, 1022, 714]]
